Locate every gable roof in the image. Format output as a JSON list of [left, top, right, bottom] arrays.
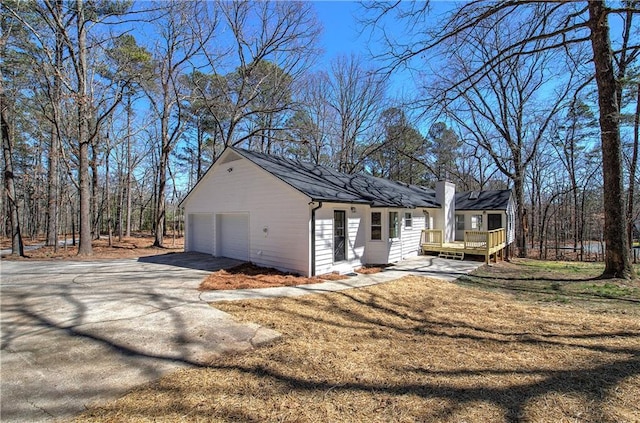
[[455, 189, 512, 211], [230, 147, 439, 208]]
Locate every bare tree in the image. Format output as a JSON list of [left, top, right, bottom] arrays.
[[429, 19, 579, 257], [326, 54, 387, 173], [287, 72, 333, 164], [366, 1, 638, 277], [143, 0, 214, 247], [195, 1, 321, 150]]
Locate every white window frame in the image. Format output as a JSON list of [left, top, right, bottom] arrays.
[[371, 211, 382, 241], [404, 212, 413, 229], [471, 214, 483, 230]]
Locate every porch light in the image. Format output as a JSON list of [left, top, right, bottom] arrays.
[[351, 206, 357, 213]]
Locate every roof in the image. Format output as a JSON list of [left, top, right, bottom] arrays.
[[230, 147, 440, 208], [455, 190, 512, 210]]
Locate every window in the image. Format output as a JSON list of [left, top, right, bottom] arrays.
[[389, 212, 399, 238], [404, 212, 413, 228], [371, 212, 382, 240], [455, 215, 465, 231], [471, 214, 483, 230]]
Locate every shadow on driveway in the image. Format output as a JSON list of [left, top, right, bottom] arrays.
[[137, 251, 242, 272], [0, 254, 279, 423]]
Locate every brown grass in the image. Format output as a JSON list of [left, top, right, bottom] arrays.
[[75, 275, 640, 423], [1, 234, 184, 260], [199, 262, 349, 290]]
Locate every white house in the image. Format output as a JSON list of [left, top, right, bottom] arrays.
[[181, 147, 515, 276]]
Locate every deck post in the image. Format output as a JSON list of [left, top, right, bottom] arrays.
[[486, 231, 491, 264]]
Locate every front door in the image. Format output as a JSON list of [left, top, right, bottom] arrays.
[[334, 210, 346, 262], [488, 213, 502, 230]]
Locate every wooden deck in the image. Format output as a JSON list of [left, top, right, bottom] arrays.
[[421, 229, 507, 264]]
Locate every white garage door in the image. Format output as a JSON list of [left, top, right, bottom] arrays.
[[189, 214, 213, 254], [217, 213, 249, 261]]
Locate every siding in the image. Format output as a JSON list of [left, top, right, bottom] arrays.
[[314, 203, 366, 275], [184, 153, 310, 275], [364, 208, 425, 264], [400, 211, 424, 260]]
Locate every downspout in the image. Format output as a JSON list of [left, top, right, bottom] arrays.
[[310, 201, 323, 276]]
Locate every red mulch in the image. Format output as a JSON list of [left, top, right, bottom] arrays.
[[199, 262, 348, 290]]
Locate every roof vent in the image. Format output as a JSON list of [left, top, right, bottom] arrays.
[[469, 191, 480, 200]]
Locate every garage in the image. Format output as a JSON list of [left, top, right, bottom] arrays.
[[188, 213, 213, 254], [216, 213, 250, 261]]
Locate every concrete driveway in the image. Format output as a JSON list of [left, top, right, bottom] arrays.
[[1, 253, 481, 422], [0, 253, 280, 423]]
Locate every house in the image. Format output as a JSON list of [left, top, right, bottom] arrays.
[[181, 147, 515, 276], [453, 190, 516, 243]]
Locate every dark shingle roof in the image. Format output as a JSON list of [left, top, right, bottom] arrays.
[[231, 147, 439, 208], [455, 190, 512, 210]]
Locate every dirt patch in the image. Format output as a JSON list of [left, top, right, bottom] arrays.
[[199, 262, 349, 290], [75, 275, 640, 422], [1, 234, 184, 260]]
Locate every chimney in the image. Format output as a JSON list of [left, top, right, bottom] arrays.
[[435, 181, 456, 243]]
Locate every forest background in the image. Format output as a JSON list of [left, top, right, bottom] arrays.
[[1, 0, 638, 278]]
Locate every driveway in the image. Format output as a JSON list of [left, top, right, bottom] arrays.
[[0, 253, 481, 422], [0, 253, 280, 423]]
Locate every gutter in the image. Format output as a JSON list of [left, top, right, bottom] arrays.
[[310, 201, 323, 277]]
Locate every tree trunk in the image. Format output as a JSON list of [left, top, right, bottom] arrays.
[[105, 133, 112, 246], [627, 83, 639, 254], [154, 99, 169, 247], [513, 168, 527, 258], [125, 96, 132, 237], [77, 0, 92, 255], [46, 0, 63, 250], [588, 1, 633, 278], [1, 77, 24, 257], [91, 145, 100, 240]]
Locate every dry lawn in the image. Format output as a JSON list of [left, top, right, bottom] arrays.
[[76, 275, 640, 423]]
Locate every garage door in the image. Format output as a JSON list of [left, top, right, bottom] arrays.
[[189, 214, 213, 254], [217, 213, 249, 261]]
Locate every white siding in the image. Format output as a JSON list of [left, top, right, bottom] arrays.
[[314, 204, 366, 275], [400, 211, 424, 260], [363, 208, 424, 264], [454, 211, 511, 236], [506, 198, 516, 244], [183, 152, 310, 275]]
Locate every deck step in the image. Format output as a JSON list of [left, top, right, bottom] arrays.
[[438, 251, 465, 260]]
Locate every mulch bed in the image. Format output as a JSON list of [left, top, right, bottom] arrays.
[[199, 262, 348, 290]]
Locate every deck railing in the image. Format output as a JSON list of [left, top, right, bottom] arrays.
[[464, 229, 505, 251], [420, 229, 443, 247], [421, 228, 506, 263]]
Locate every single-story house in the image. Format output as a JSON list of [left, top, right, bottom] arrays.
[[181, 147, 515, 276]]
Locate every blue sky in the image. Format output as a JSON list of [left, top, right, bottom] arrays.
[[313, 1, 367, 58], [312, 1, 417, 97]]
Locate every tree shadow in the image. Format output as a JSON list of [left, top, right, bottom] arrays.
[[200, 282, 640, 422], [0, 267, 275, 422]]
